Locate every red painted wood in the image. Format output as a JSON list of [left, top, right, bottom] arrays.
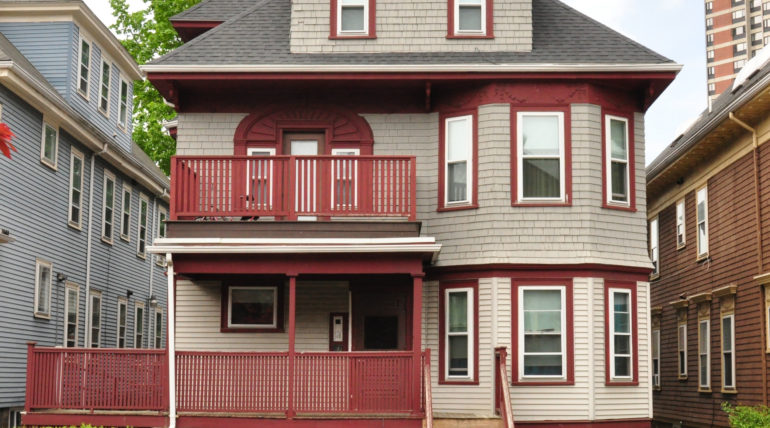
[[494, 347, 515, 428], [411, 275, 423, 412], [177, 417, 421, 428], [288, 276, 297, 419], [171, 155, 415, 220], [22, 413, 169, 428]]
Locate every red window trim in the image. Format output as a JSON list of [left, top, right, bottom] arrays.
[[604, 281, 639, 386], [438, 109, 479, 212], [446, 0, 494, 39], [601, 109, 637, 212], [329, 0, 377, 39], [438, 280, 480, 385], [220, 283, 285, 333], [511, 279, 575, 386], [510, 105, 573, 207]]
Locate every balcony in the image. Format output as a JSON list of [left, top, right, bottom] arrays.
[[171, 155, 417, 222]]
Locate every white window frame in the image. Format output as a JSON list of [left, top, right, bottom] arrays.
[[676, 199, 686, 248], [102, 171, 116, 243], [33, 259, 53, 319], [652, 328, 660, 388], [155, 206, 168, 266], [518, 285, 567, 380], [134, 302, 145, 348], [87, 290, 102, 348], [63, 282, 79, 348], [721, 314, 736, 390], [699, 319, 711, 390], [98, 59, 111, 116], [121, 184, 132, 241], [605, 115, 631, 206], [443, 287, 475, 381], [697, 186, 709, 258], [516, 112, 566, 203], [154, 308, 163, 349], [68, 147, 85, 229], [227, 286, 279, 329], [118, 77, 129, 130], [77, 36, 91, 99], [117, 298, 127, 348], [137, 193, 149, 258], [609, 288, 633, 381], [650, 217, 659, 278], [40, 122, 59, 170], [454, 0, 486, 34], [678, 323, 688, 378], [337, 0, 369, 35], [444, 115, 474, 206]]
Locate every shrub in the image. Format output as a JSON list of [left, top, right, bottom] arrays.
[[723, 402, 770, 428]]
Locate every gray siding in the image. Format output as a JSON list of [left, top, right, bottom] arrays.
[[0, 83, 167, 408]]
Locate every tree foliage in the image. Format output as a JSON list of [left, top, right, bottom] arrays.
[[109, 0, 201, 174], [723, 402, 770, 427]]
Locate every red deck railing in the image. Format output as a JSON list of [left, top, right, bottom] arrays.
[[170, 155, 417, 221], [25, 344, 167, 412]]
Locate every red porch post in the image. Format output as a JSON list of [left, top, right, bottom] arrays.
[[24, 342, 35, 413], [412, 273, 424, 414], [287, 274, 297, 419]]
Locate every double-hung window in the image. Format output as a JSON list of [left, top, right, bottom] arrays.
[[608, 288, 633, 381], [605, 115, 630, 206], [699, 318, 710, 390], [121, 185, 132, 241], [442, 285, 475, 381], [99, 60, 111, 115], [516, 112, 565, 202], [40, 123, 58, 169], [64, 283, 79, 348], [118, 78, 129, 129], [102, 171, 115, 243], [117, 298, 127, 348], [135, 302, 145, 348], [89, 290, 102, 348], [518, 285, 567, 381], [156, 207, 167, 265], [678, 320, 688, 379], [721, 314, 736, 391], [77, 37, 91, 98], [652, 328, 661, 388], [444, 114, 474, 206], [337, 0, 369, 35], [137, 194, 149, 258], [650, 217, 659, 278], [68, 148, 85, 228], [676, 199, 686, 248], [697, 186, 709, 258], [34, 259, 53, 318], [154, 309, 163, 349]]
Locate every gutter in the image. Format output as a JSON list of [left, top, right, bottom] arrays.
[[84, 143, 108, 347]]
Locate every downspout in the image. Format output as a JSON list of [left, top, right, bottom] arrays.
[[728, 112, 766, 404], [85, 143, 108, 347]]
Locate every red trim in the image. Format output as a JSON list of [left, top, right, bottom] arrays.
[[511, 279, 575, 386], [220, 283, 285, 333], [513, 420, 650, 428], [510, 105, 573, 206], [22, 413, 168, 428], [604, 281, 639, 386], [329, 0, 377, 39], [437, 109, 479, 211], [601, 109, 637, 212], [438, 280, 480, 385], [171, 20, 222, 42], [446, 0, 494, 38], [178, 417, 421, 428], [426, 263, 652, 283]]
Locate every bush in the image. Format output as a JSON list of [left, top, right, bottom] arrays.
[[723, 402, 770, 428]]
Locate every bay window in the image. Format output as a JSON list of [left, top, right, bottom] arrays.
[[605, 115, 630, 205], [443, 114, 474, 206], [516, 112, 565, 202]]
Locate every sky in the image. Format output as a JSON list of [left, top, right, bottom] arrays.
[[84, 0, 707, 164]]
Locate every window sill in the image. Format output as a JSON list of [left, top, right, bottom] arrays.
[[678, 375, 688, 381], [120, 235, 130, 243], [677, 243, 686, 251], [721, 388, 738, 395], [329, 34, 376, 40], [220, 327, 284, 333], [439, 379, 479, 386], [699, 387, 712, 393], [652, 386, 662, 392], [696, 254, 710, 263], [137, 253, 147, 260], [512, 379, 573, 386], [101, 237, 113, 246], [77, 90, 89, 102], [437, 203, 478, 213], [446, 34, 494, 39], [606, 380, 639, 387], [99, 109, 110, 119], [650, 274, 660, 282], [68, 221, 82, 231], [603, 202, 635, 212], [512, 201, 571, 208], [40, 159, 58, 171], [33, 313, 51, 320]]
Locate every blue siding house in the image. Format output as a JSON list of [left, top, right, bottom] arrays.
[[0, 2, 169, 426]]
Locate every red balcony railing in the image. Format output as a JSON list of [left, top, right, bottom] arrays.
[[170, 155, 417, 221]]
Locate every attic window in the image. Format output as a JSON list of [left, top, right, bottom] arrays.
[[331, 0, 375, 38], [448, 0, 493, 38]]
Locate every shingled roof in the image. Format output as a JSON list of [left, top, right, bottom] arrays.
[[151, 0, 674, 67]]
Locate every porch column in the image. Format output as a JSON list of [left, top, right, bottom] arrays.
[[166, 254, 176, 428], [287, 274, 297, 419], [412, 273, 424, 414]]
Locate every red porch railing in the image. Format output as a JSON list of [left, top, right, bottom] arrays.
[[25, 343, 167, 412], [170, 155, 417, 221], [494, 347, 515, 428]]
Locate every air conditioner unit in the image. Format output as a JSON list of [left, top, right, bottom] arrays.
[[0, 227, 14, 244]]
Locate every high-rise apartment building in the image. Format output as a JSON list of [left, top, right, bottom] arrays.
[[705, 0, 770, 98]]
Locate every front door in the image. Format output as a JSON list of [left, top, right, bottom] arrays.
[[351, 283, 410, 351]]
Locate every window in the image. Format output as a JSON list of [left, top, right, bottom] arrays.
[[735, 59, 747, 71], [707, 49, 715, 61], [652, 328, 661, 389], [753, 30, 763, 43], [697, 186, 709, 258], [40, 123, 58, 169], [64, 283, 79, 347], [707, 33, 714, 46], [88, 290, 102, 348], [440, 283, 477, 383], [137, 194, 149, 258], [338, 0, 367, 34], [765, 1, 770, 11], [442, 114, 474, 207], [753, 0, 762, 8], [753, 15, 763, 28], [606, 284, 637, 384], [605, 115, 631, 206], [118, 78, 129, 129], [154, 309, 163, 348], [77, 37, 91, 98], [448, 0, 492, 37], [699, 318, 710, 390], [68, 148, 85, 228], [706, 17, 714, 29], [156, 207, 168, 265], [709, 82, 716, 94], [650, 217, 659, 277], [515, 112, 566, 203], [722, 314, 735, 390], [676, 199, 686, 248], [102, 171, 115, 243], [135, 302, 145, 348], [734, 26, 745, 38], [34, 259, 53, 318], [117, 298, 127, 348], [99, 60, 111, 115], [678, 315, 688, 379], [706, 1, 713, 11], [223, 285, 284, 332], [121, 184, 132, 241], [515, 284, 571, 383], [735, 42, 747, 53], [733, 9, 746, 21]]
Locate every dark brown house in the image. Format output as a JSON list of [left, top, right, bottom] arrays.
[[647, 54, 770, 427]]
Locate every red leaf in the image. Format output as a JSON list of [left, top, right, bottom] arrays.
[[0, 122, 17, 159]]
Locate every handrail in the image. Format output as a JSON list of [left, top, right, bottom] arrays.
[[495, 347, 515, 428]]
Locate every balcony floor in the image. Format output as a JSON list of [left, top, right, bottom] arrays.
[[166, 220, 422, 240]]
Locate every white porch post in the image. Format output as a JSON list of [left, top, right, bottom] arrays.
[[166, 253, 176, 428]]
